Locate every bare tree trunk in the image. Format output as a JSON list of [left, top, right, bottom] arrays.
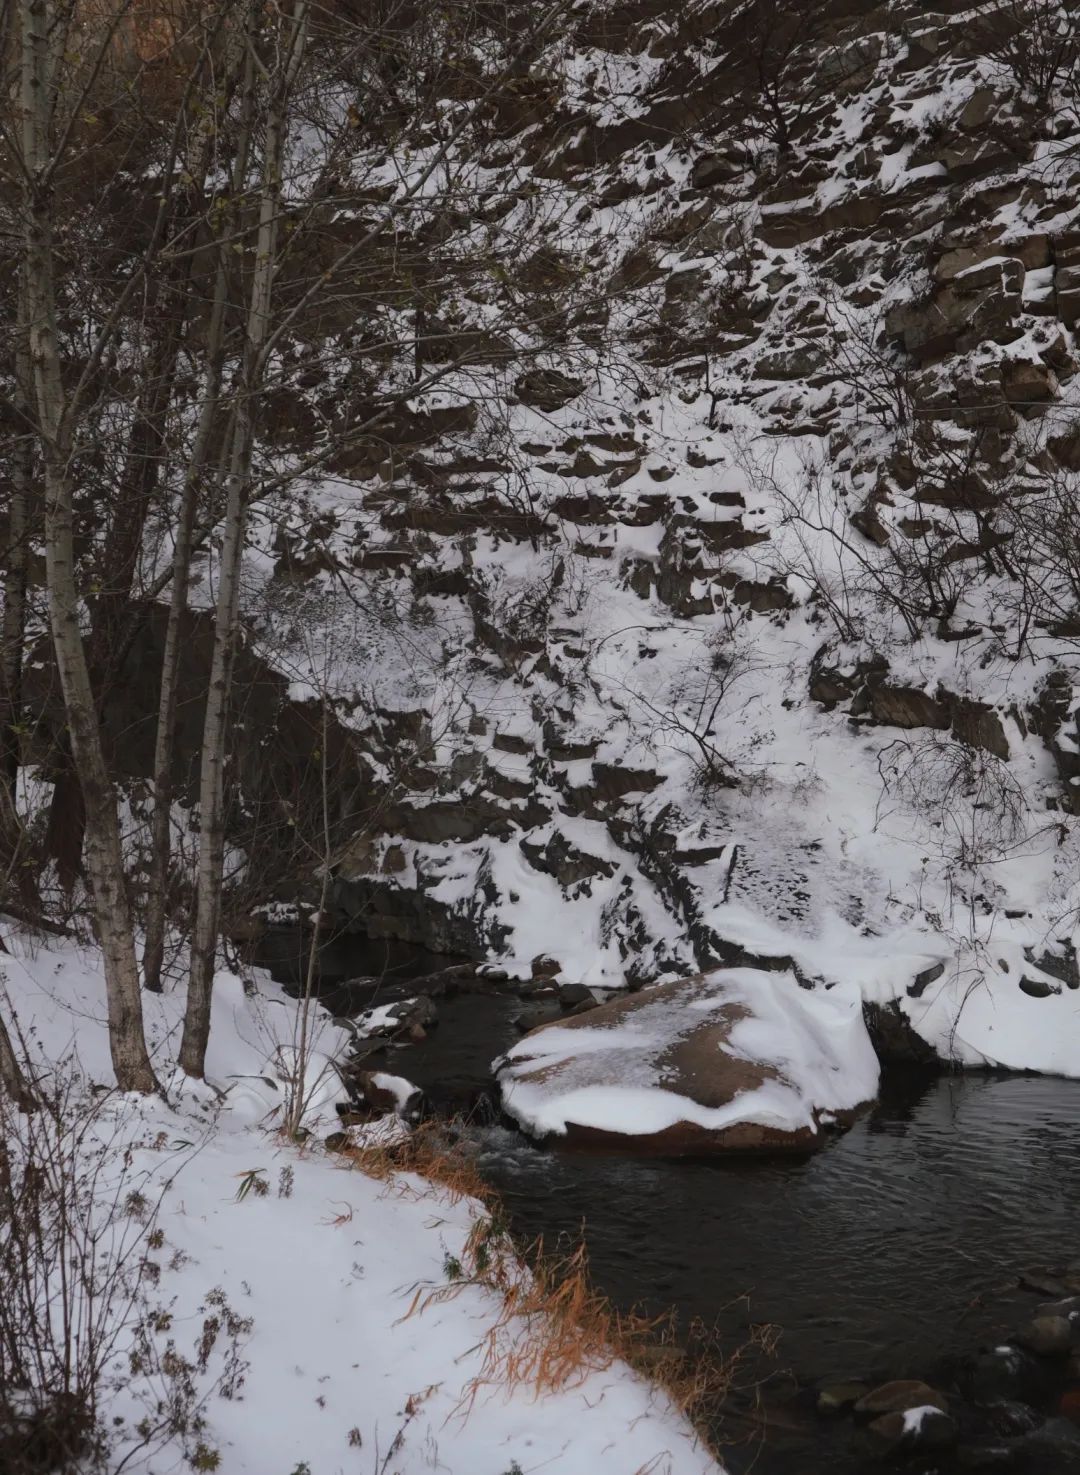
[[20, 0, 159, 1093], [140, 271, 227, 993], [0, 1004, 34, 1112], [180, 0, 309, 1076], [0, 271, 35, 901], [284, 695, 331, 1138]]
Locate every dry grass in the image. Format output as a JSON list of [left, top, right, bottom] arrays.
[[338, 1124, 776, 1458]]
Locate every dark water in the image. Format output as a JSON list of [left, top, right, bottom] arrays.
[[260, 935, 1080, 1472]]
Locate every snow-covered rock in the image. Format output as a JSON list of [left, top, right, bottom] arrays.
[[495, 967, 879, 1155]]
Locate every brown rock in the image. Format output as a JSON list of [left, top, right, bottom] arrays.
[[1003, 359, 1059, 409], [690, 151, 741, 189], [1049, 425, 1080, 471], [497, 971, 874, 1156], [531, 954, 563, 980], [949, 697, 1010, 760], [854, 1380, 949, 1418], [866, 685, 949, 730], [1058, 265, 1080, 325], [514, 369, 585, 411], [850, 499, 890, 547], [1016, 1316, 1073, 1356]]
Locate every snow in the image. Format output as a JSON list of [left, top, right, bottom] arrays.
[[0, 927, 721, 1475], [496, 967, 879, 1143], [902, 1405, 942, 1433]]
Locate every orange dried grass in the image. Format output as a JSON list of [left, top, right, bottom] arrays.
[[342, 1124, 771, 1454]]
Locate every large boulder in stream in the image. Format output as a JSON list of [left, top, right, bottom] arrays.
[[493, 967, 878, 1155]]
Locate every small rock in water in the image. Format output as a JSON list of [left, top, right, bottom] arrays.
[[513, 1001, 563, 1034], [1036, 1296, 1080, 1319], [1021, 1268, 1068, 1298], [1016, 1316, 1073, 1357], [855, 1379, 949, 1419], [817, 1380, 869, 1415], [868, 1405, 957, 1451], [961, 1346, 1046, 1405], [558, 982, 596, 1009]]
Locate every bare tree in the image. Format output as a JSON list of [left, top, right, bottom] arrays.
[[0, 269, 35, 905], [15, 0, 162, 1091], [720, 0, 833, 157], [976, 0, 1080, 109], [181, 0, 311, 1077]]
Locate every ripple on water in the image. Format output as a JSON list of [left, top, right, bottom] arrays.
[[472, 1074, 1080, 1402]]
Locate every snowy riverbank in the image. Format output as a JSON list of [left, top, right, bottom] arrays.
[[0, 926, 720, 1475]]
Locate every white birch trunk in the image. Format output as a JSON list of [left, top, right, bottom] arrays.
[[20, 0, 158, 1093]]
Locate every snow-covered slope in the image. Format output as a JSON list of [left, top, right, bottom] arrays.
[[205, 0, 1080, 1072], [0, 928, 719, 1475]]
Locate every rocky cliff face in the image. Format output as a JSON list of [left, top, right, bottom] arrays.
[[237, 0, 1080, 1067]]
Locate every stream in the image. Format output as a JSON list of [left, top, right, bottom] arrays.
[[258, 928, 1080, 1473]]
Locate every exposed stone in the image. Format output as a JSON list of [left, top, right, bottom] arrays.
[[753, 344, 829, 380], [1058, 265, 1080, 326], [1019, 977, 1060, 999], [1003, 359, 1059, 410], [513, 1001, 564, 1033], [817, 1380, 870, 1415], [1024, 942, 1080, 990], [558, 981, 598, 1009], [690, 151, 742, 189], [863, 999, 940, 1066], [531, 954, 563, 979], [354, 1070, 424, 1123], [1048, 425, 1080, 471], [950, 697, 1010, 759], [854, 1380, 950, 1419], [514, 368, 585, 411], [1016, 1316, 1073, 1357], [960, 1347, 1046, 1406], [520, 831, 616, 888], [864, 684, 950, 730], [590, 761, 664, 799], [909, 960, 946, 998], [886, 260, 1023, 361], [850, 498, 890, 546]]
